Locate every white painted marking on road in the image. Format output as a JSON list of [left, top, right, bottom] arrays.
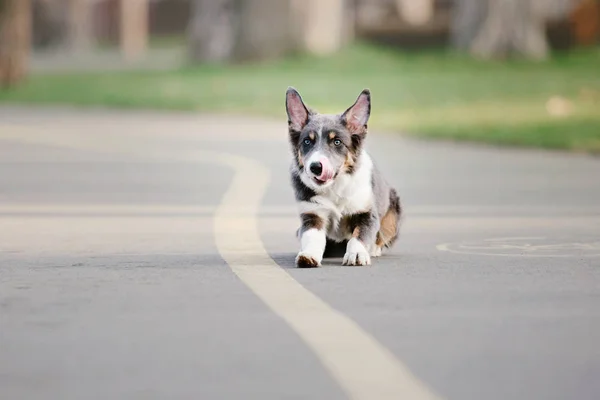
[[212, 152, 440, 400], [437, 237, 600, 258], [2, 123, 441, 399]]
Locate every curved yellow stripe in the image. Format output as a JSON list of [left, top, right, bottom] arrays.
[[212, 152, 440, 400]]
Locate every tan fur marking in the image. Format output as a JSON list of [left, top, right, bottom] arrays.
[[309, 132, 315, 141], [343, 152, 355, 172], [297, 150, 304, 167], [329, 131, 336, 140], [336, 217, 350, 237], [375, 232, 385, 247], [302, 213, 324, 231], [378, 207, 399, 246], [352, 226, 360, 238]]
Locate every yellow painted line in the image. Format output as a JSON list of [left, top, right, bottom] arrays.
[[3, 122, 441, 399], [212, 152, 440, 400]]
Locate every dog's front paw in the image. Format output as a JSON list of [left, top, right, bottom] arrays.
[[296, 251, 322, 268], [343, 238, 371, 266]]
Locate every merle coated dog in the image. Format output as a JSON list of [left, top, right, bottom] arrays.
[[286, 87, 402, 267]]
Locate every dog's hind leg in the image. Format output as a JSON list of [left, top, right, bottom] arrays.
[[370, 238, 384, 257], [375, 188, 402, 253]]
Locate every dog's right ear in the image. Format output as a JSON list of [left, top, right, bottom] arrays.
[[286, 87, 310, 132]]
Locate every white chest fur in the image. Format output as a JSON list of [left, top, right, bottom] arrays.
[[318, 152, 374, 215], [297, 152, 375, 241]]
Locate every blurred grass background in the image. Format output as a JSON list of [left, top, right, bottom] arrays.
[[2, 43, 598, 152]]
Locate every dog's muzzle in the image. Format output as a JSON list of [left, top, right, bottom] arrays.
[[309, 156, 334, 184]]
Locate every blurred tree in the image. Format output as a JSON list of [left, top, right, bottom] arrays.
[[120, 0, 149, 61], [188, 0, 297, 63], [0, 0, 31, 88], [232, 0, 297, 61], [187, 0, 237, 63], [569, 0, 600, 45], [188, 0, 350, 63], [296, 0, 349, 55], [395, 0, 434, 26], [451, 0, 488, 50], [32, 0, 68, 49], [452, 0, 578, 60], [66, 0, 92, 52]]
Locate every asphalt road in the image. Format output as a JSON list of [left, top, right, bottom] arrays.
[[1, 107, 599, 400]]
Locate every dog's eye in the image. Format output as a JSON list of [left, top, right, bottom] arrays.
[[303, 139, 312, 145], [333, 139, 342, 146]]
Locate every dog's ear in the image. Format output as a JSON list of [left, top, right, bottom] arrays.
[[341, 89, 371, 134], [286, 87, 310, 132]]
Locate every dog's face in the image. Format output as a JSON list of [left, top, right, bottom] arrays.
[[286, 87, 371, 190]]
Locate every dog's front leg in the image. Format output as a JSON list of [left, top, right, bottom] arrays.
[[295, 213, 326, 268], [343, 211, 380, 266]]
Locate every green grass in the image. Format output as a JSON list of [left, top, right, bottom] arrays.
[[2, 43, 599, 152]]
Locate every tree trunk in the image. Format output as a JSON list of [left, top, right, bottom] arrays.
[[451, 0, 489, 50], [120, 0, 149, 61], [188, 0, 349, 63], [66, 0, 92, 52], [451, 0, 569, 60], [471, 0, 549, 60], [232, 0, 297, 62], [569, 0, 600, 46], [0, 0, 31, 88], [299, 0, 347, 55], [187, 0, 238, 63], [396, 0, 434, 26]]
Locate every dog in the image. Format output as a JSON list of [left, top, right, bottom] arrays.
[[285, 87, 402, 268]]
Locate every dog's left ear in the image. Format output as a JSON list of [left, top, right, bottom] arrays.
[[341, 89, 371, 134]]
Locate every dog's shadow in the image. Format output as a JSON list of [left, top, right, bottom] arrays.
[[272, 240, 348, 269]]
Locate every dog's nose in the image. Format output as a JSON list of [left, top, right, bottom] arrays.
[[309, 161, 323, 176]]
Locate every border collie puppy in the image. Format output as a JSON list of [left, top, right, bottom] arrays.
[[286, 87, 402, 268]]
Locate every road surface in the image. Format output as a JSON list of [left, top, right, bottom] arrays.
[[1, 107, 599, 400]]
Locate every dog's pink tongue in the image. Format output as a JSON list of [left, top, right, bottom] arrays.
[[318, 157, 334, 182]]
